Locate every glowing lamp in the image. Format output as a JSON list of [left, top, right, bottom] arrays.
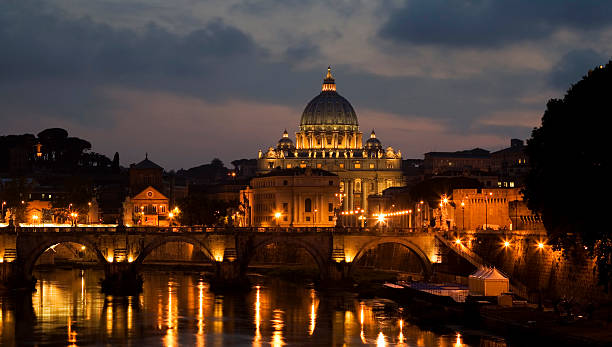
[[537, 242, 544, 249], [455, 239, 461, 245], [503, 241, 510, 248]]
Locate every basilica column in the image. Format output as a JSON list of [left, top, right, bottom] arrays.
[[342, 180, 349, 212], [361, 179, 368, 214], [348, 180, 354, 212]]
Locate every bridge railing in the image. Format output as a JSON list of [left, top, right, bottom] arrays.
[[3, 225, 447, 234]]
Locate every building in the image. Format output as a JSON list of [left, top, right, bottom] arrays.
[[423, 148, 491, 175], [240, 168, 340, 227], [123, 156, 173, 226], [123, 186, 171, 226], [257, 67, 404, 216], [450, 188, 532, 231], [129, 154, 164, 195], [491, 139, 529, 188]]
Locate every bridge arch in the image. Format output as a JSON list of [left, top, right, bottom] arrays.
[[21, 235, 107, 276], [241, 236, 328, 278], [349, 237, 433, 278], [133, 235, 216, 266]]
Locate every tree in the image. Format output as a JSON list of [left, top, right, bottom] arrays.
[[51, 177, 93, 224], [0, 178, 32, 223], [524, 62, 611, 287]]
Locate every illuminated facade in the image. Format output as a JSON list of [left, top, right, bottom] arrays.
[[240, 168, 339, 227], [123, 186, 170, 227], [257, 67, 404, 216]]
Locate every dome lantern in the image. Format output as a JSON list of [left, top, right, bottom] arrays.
[[322, 66, 336, 92]]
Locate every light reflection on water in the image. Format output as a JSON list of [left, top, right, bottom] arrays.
[[0, 268, 501, 346]]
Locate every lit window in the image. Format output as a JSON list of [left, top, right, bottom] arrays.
[[300, 163, 307, 168], [369, 163, 375, 169], [286, 163, 292, 168], [510, 182, 515, 188], [355, 163, 361, 168], [316, 163, 322, 168], [339, 163, 344, 169]]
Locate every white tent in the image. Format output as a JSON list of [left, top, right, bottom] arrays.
[[469, 267, 509, 296]]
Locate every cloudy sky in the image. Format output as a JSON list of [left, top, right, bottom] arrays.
[[1, 0, 610, 170]]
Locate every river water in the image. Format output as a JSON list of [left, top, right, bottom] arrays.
[[1, 269, 509, 346]]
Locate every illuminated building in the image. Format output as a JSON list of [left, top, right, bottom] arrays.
[[257, 67, 404, 217], [240, 168, 339, 227], [123, 155, 172, 226]]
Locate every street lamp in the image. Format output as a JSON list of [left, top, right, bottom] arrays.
[[274, 211, 282, 227], [168, 212, 174, 226]]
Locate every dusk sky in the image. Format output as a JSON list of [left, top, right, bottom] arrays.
[[1, 0, 611, 170]]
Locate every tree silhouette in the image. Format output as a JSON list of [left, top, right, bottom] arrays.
[[524, 62, 611, 286]]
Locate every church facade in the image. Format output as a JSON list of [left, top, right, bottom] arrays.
[[257, 67, 404, 217]]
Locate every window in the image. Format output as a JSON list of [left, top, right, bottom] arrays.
[[355, 163, 361, 169], [329, 180, 333, 186], [282, 202, 289, 213], [339, 163, 344, 169], [305, 198, 312, 212], [268, 162, 274, 169], [283, 180, 288, 186], [369, 163, 375, 169], [306, 216, 311, 221], [328, 216, 333, 221], [317, 163, 322, 168], [286, 163, 292, 168], [328, 203, 333, 212], [300, 163, 307, 168]]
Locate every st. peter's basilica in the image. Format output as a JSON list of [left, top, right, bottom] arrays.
[[257, 67, 404, 215]]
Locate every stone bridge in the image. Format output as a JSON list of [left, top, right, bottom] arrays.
[[0, 227, 442, 289]]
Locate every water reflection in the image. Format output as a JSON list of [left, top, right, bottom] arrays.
[[0, 269, 514, 346]]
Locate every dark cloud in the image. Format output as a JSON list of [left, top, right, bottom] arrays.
[[0, 0, 559, 167], [548, 49, 609, 89], [380, 0, 612, 47], [284, 40, 321, 64], [0, 2, 258, 81]]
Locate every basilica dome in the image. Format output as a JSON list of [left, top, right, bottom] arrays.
[[299, 67, 358, 131]]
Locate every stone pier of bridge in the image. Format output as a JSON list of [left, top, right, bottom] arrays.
[[1, 227, 440, 292]]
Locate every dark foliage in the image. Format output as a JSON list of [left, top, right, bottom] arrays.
[[524, 62, 611, 287], [177, 192, 236, 226]]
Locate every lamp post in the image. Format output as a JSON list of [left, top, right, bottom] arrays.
[[461, 201, 465, 230], [275, 211, 282, 228], [485, 192, 492, 230], [419, 201, 424, 228]]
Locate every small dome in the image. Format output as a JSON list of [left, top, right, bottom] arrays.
[[277, 130, 294, 149], [299, 67, 358, 131], [365, 129, 382, 150]]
